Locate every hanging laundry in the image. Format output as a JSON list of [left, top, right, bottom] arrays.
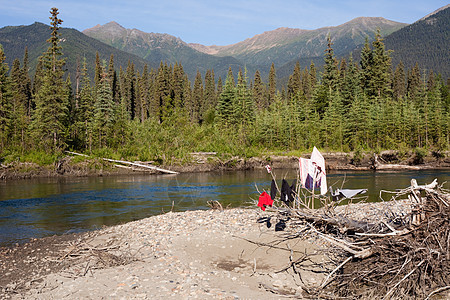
[[280, 179, 295, 206], [270, 179, 277, 200], [330, 188, 367, 201], [257, 191, 274, 211], [290, 179, 296, 197], [299, 157, 314, 190], [299, 147, 327, 195], [311, 146, 327, 195]]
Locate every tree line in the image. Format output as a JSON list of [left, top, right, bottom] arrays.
[[0, 8, 449, 164]]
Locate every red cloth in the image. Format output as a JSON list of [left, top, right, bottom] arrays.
[[258, 191, 274, 211]]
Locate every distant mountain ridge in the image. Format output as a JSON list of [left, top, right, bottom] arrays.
[[82, 22, 247, 81], [82, 17, 407, 80], [188, 17, 407, 67]]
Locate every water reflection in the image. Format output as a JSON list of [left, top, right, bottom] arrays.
[[0, 169, 448, 246]]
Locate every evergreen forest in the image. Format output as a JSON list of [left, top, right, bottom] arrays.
[[0, 8, 449, 166]]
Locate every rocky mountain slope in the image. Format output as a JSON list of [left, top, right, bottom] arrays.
[[189, 17, 407, 67], [83, 22, 247, 80]]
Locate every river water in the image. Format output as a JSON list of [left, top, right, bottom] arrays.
[[0, 169, 448, 246]]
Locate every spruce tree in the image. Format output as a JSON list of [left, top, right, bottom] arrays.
[[10, 58, 29, 148], [30, 7, 69, 151], [107, 54, 120, 104], [340, 54, 361, 110], [322, 36, 339, 94], [0, 45, 12, 151], [216, 70, 236, 126], [156, 62, 172, 122], [138, 64, 150, 122], [360, 36, 374, 97], [93, 71, 115, 148], [191, 69, 203, 123], [235, 68, 254, 127], [21, 47, 33, 118], [253, 70, 266, 110], [393, 61, 406, 101], [287, 61, 302, 101], [268, 63, 276, 105], [94, 52, 102, 87], [203, 69, 216, 123], [77, 58, 94, 150], [125, 62, 137, 120], [371, 30, 392, 98]]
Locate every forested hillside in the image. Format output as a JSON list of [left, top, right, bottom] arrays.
[[384, 5, 450, 79], [0, 22, 152, 83], [0, 8, 449, 167]]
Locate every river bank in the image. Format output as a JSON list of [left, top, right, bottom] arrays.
[[0, 199, 420, 299], [1, 150, 450, 181]]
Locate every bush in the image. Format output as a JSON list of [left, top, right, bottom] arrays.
[[412, 147, 427, 165]]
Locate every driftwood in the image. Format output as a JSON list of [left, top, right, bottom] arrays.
[[65, 151, 178, 174], [372, 153, 422, 170], [258, 178, 450, 299]]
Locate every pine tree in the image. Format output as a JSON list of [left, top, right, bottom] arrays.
[[360, 36, 374, 97], [345, 94, 369, 149], [323, 93, 344, 150], [339, 54, 359, 110], [235, 68, 254, 127], [393, 61, 406, 101], [268, 63, 276, 105], [124, 62, 137, 120], [10, 58, 29, 148], [94, 52, 102, 87], [21, 47, 32, 118], [92, 71, 115, 148], [287, 61, 302, 101], [171, 62, 186, 110], [107, 54, 120, 104], [0, 45, 12, 151], [156, 62, 172, 122], [30, 7, 69, 151], [253, 70, 266, 110], [203, 69, 216, 123], [138, 64, 150, 122], [216, 70, 236, 126], [407, 63, 421, 101], [191, 69, 203, 123], [216, 77, 223, 100], [371, 30, 392, 98], [322, 36, 339, 93], [77, 58, 94, 150]]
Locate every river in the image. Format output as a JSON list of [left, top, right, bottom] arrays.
[[0, 169, 448, 246]]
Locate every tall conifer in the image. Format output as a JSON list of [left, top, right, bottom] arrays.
[[30, 7, 69, 151]]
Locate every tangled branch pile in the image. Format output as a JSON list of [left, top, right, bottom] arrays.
[[266, 179, 450, 299]]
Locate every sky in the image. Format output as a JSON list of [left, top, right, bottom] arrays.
[[0, 0, 448, 45]]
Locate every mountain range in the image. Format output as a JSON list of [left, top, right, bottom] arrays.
[[0, 4, 448, 83]]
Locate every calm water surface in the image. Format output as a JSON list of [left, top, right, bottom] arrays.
[[0, 169, 448, 246]]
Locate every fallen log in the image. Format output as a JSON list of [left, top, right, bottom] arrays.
[[65, 151, 178, 174]]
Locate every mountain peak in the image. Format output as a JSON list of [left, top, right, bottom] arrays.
[[83, 21, 126, 36], [343, 16, 406, 27]]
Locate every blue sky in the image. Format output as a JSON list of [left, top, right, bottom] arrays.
[[0, 0, 448, 45]]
